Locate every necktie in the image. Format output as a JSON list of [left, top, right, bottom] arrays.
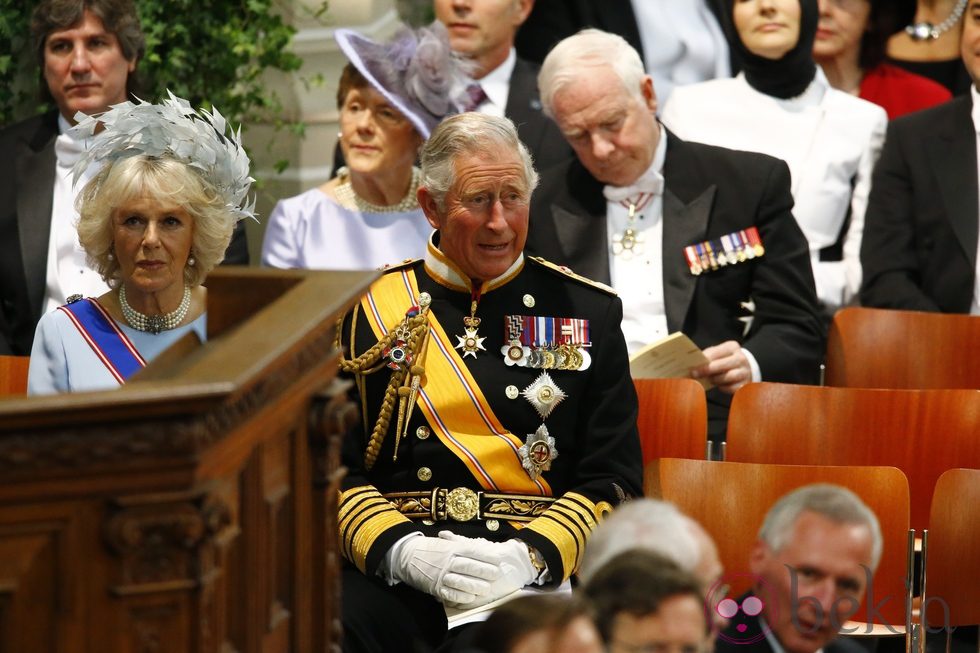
[[464, 83, 488, 112]]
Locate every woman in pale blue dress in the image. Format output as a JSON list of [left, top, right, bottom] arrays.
[[261, 23, 470, 271], [28, 94, 254, 394]]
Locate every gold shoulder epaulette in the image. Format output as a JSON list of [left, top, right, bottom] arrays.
[[528, 256, 617, 296], [378, 258, 421, 274]]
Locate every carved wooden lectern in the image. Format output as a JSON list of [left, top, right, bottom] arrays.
[[0, 268, 374, 652]]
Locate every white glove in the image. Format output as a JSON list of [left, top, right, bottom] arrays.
[[388, 532, 503, 604], [437, 532, 539, 608]]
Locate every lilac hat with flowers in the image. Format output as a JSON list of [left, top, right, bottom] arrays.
[[335, 22, 472, 138]]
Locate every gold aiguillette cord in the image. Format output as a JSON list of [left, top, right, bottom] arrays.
[[393, 308, 431, 461]]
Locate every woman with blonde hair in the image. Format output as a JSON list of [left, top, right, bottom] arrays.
[[28, 93, 254, 394]]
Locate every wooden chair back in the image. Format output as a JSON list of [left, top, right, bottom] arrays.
[[0, 356, 29, 396], [646, 458, 910, 627], [633, 378, 708, 463], [923, 469, 980, 627], [725, 383, 980, 530], [825, 307, 980, 388]]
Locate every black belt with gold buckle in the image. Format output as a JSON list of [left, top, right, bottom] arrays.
[[383, 488, 555, 523]]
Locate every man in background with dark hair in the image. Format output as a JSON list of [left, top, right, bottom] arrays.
[[583, 549, 711, 653], [0, 0, 248, 356], [434, 0, 570, 170]]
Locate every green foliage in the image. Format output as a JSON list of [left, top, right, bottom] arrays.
[[0, 1, 36, 124], [0, 0, 326, 130], [395, 0, 435, 27]]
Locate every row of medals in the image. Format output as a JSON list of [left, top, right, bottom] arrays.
[[503, 340, 591, 371]]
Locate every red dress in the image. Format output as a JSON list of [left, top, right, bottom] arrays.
[[859, 63, 953, 120]]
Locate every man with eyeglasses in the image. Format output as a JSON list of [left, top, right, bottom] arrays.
[[584, 549, 711, 653], [337, 112, 642, 653]]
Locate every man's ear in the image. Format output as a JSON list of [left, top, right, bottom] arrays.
[[418, 186, 442, 230], [640, 75, 657, 115], [514, 0, 534, 27], [749, 540, 769, 576]]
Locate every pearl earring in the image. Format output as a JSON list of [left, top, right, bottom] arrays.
[[107, 251, 114, 261], [188, 256, 196, 267]]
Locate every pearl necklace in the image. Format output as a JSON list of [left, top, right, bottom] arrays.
[[333, 166, 421, 214], [119, 285, 191, 334]]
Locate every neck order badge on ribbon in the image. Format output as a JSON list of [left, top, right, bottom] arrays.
[[612, 193, 654, 259], [455, 290, 486, 358]]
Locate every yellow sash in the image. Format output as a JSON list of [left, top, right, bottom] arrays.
[[361, 269, 552, 496]]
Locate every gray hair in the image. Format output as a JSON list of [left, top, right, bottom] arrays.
[[579, 499, 702, 584], [76, 155, 236, 288], [760, 484, 883, 571], [538, 28, 647, 118], [419, 112, 539, 209]]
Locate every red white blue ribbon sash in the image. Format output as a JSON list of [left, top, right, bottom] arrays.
[[59, 299, 146, 385]]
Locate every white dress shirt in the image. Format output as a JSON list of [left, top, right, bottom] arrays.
[[630, 0, 731, 105], [607, 125, 762, 382], [44, 114, 108, 315], [473, 48, 516, 118], [662, 70, 887, 313], [970, 85, 980, 316], [607, 125, 668, 353]]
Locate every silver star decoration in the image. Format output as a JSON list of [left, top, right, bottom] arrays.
[[518, 424, 558, 480], [522, 371, 567, 419]]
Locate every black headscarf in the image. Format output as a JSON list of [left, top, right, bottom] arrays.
[[721, 0, 819, 99]]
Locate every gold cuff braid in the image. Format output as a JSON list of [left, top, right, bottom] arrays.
[[522, 492, 599, 580], [339, 486, 413, 573]]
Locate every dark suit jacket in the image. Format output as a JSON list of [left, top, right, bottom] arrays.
[[860, 95, 977, 313], [515, 0, 740, 73], [527, 131, 824, 438], [506, 56, 572, 172], [715, 598, 867, 653], [0, 111, 250, 355]]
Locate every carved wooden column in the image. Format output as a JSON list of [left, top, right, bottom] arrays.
[[309, 378, 355, 653], [102, 489, 235, 653]]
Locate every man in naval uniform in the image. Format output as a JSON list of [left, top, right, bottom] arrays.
[[337, 112, 642, 652]]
